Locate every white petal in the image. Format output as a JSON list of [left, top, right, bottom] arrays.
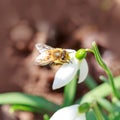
[[66, 49, 76, 58], [66, 49, 76, 53], [75, 113, 86, 120], [78, 59, 88, 83], [50, 105, 86, 120], [52, 54, 79, 90]]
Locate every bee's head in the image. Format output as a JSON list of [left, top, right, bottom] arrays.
[[61, 50, 70, 63]]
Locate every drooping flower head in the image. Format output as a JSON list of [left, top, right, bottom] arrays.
[[35, 43, 88, 90], [52, 49, 88, 89]]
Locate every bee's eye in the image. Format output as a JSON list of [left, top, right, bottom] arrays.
[[61, 51, 66, 60]]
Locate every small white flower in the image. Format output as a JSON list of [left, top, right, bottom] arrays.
[[52, 50, 88, 90], [50, 104, 86, 120]]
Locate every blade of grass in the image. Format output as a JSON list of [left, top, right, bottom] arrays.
[[10, 104, 42, 113], [0, 92, 60, 112], [86, 110, 96, 120], [84, 75, 97, 90], [97, 98, 114, 112], [80, 76, 120, 104]]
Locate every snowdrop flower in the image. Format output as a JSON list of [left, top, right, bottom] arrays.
[[52, 50, 88, 90], [50, 104, 86, 120], [34, 43, 88, 90]]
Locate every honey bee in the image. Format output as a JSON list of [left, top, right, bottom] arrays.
[[35, 43, 71, 66]]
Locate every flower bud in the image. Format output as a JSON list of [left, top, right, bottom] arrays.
[[75, 49, 87, 60]]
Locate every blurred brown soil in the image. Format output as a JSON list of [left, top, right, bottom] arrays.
[[1, 0, 120, 120]]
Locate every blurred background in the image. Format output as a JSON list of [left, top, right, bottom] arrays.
[[1, 0, 120, 119]]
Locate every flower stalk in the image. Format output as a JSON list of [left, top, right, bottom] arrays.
[[92, 102, 105, 120], [92, 41, 120, 99], [63, 74, 77, 106]]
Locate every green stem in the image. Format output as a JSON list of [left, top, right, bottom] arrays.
[[92, 41, 120, 99], [63, 74, 77, 106], [92, 102, 105, 120]]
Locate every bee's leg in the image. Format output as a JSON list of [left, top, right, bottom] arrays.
[[49, 62, 54, 66], [55, 61, 63, 65], [58, 62, 63, 65], [63, 60, 72, 64]]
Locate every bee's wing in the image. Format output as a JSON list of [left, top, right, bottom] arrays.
[[35, 43, 53, 53], [35, 59, 52, 66], [35, 51, 53, 66], [65, 49, 76, 53]]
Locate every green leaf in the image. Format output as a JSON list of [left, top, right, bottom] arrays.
[[86, 110, 96, 120], [84, 75, 97, 90], [97, 98, 114, 112], [109, 112, 120, 120], [99, 75, 108, 83], [10, 104, 42, 113], [81, 76, 120, 104], [0, 92, 60, 113]]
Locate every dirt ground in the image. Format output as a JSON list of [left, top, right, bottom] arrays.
[[1, 0, 120, 120]]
